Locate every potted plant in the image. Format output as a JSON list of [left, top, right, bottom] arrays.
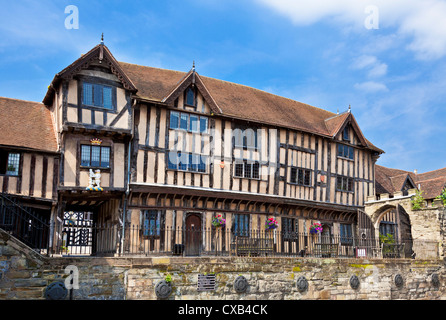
[[265, 217, 278, 230], [309, 222, 323, 235], [212, 214, 226, 228]]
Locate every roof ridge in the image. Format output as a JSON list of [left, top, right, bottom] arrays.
[[416, 176, 446, 183], [0, 96, 42, 105], [324, 111, 349, 122], [416, 167, 446, 176], [200, 74, 337, 117], [119, 60, 337, 118], [118, 60, 186, 75]]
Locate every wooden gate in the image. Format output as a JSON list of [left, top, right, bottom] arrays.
[[357, 209, 377, 256], [185, 213, 202, 256]]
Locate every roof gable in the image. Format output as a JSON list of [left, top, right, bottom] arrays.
[[117, 61, 383, 153], [43, 43, 137, 105], [325, 111, 368, 147], [375, 164, 446, 199], [162, 68, 222, 114]]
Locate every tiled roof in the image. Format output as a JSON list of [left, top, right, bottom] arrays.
[[375, 164, 446, 199], [41, 44, 383, 153], [0, 97, 58, 153], [119, 61, 383, 153]]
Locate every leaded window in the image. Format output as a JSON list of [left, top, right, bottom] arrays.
[[185, 87, 195, 106], [336, 175, 354, 192], [234, 127, 259, 149], [0, 151, 20, 176], [167, 151, 207, 173], [337, 143, 354, 160], [142, 210, 161, 237], [81, 145, 110, 168], [290, 167, 311, 186], [82, 82, 114, 110], [282, 218, 299, 240], [170, 111, 208, 133], [340, 223, 353, 245], [234, 160, 260, 179], [233, 214, 250, 237]]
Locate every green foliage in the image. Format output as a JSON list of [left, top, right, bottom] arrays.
[[435, 188, 446, 206], [379, 233, 396, 256], [411, 189, 425, 210], [379, 233, 395, 244]]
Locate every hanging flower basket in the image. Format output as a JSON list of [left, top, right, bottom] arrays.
[[309, 222, 323, 234], [265, 217, 278, 230], [212, 214, 226, 228]]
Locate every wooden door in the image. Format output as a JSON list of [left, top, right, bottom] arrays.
[[185, 213, 201, 256]]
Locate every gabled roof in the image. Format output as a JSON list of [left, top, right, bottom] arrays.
[[118, 61, 383, 153], [324, 111, 369, 147], [41, 43, 383, 154], [375, 164, 446, 199], [43, 43, 137, 106], [0, 97, 58, 153], [161, 67, 222, 114]]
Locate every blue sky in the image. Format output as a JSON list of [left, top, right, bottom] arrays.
[[0, 0, 445, 174]]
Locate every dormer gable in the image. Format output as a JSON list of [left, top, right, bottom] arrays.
[[325, 111, 368, 148], [43, 41, 138, 135], [43, 42, 137, 106], [162, 66, 222, 115]]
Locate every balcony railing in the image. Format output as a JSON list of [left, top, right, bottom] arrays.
[[54, 224, 440, 260]]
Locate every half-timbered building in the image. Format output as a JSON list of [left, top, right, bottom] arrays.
[[0, 40, 388, 257]]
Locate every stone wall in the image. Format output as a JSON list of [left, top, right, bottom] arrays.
[[365, 193, 446, 258], [1, 229, 445, 300]]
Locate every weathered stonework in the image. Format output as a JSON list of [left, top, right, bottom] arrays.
[[365, 192, 446, 258], [1, 228, 445, 300]]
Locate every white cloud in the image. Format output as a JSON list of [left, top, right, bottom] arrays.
[[351, 55, 388, 78], [354, 81, 388, 92], [255, 0, 446, 60]]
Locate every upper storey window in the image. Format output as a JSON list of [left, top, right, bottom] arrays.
[[234, 126, 259, 150], [82, 82, 114, 110], [170, 111, 208, 133], [343, 125, 350, 141], [185, 87, 195, 107], [0, 151, 20, 176], [337, 143, 354, 160], [81, 145, 110, 168]]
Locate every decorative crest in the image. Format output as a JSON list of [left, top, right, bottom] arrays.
[[90, 138, 102, 145]]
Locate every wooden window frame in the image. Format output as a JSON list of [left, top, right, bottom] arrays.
[[233, 160, 260, 180], [81, 81, 116, 111], [337, 143, 354, 160], [336, 175, 354, 192], [289, 167, 312, 186], [340, 223, 353, 245], [167, 151, 207, 174], [232, 214, 250, 237], [184, 86, 196, 108], [282, 217, 299, 240], [169, 111, 209, 134], [80, 145, 111, 169], [0, 150, 20, 176], [233, 126, 260, 150], [343, 125, 350, 141], [142, 210, 162, 238]]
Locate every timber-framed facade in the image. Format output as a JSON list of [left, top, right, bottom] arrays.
[[0, 40, 398, 258]]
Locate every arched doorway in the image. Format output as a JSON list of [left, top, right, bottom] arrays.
[[373, 205, 413, 258]]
